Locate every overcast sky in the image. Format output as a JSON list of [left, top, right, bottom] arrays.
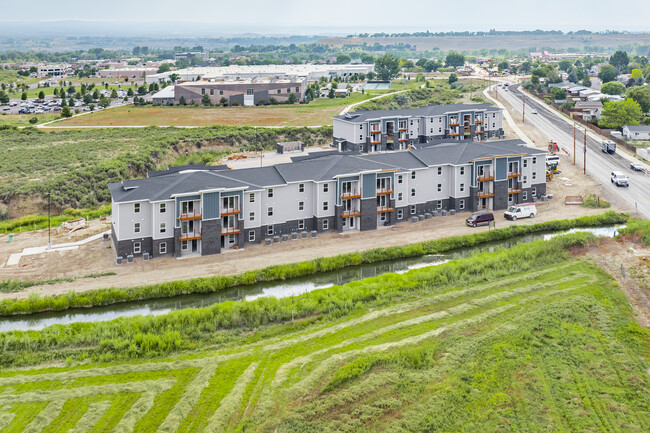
[[2, 0, 649, 34]]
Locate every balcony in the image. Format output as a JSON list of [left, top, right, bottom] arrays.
[[449, 119, 459, 126], [398, 127, 408, 131], [476, 191, 495, 199], [370, 140, 381, 145], [220, 208, 241, 216], [370, 126, 381, 133], [398, 138, 408, 142], [377, 206, 394, 213], [449, 133, 460, 137], [180, 229, 202, 241], [508, 189, 523, 194], [221, 226, 241, 235], [341, 191, 361, 199], [376, 187, 393, 195], [342, 209, 361, 218], [475, 120, 484, 124], [476, 173, 494, 182], [507, 172, 522, 178], [179, 210, 202, 221], [476, 130, 485, 134]]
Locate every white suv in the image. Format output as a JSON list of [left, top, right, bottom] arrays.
[[610, 171, 629, 187]]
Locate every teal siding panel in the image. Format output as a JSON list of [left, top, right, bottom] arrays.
[[362, 173, 377, 198], [203, 192, 220, 220], [496, 158, 507, 180]]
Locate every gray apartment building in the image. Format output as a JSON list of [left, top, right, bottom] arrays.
[[109, 139, 546, 260], [174, 77, 306, 106], [333, 104, 504, 153]]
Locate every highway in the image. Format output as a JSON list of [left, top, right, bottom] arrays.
[[497, 84, 650, 218]]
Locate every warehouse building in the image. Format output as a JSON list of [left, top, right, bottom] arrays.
[[109, 139, 546, 260]]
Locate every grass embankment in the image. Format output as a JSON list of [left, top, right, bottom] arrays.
[[582, 193, 611, 208], [0, 232, 647, 432], [0, 113, 60, 127], [619, 218, 650, 245], [0, 211, 627, 318]]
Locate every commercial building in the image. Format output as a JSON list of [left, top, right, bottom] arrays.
[[37, 64, 69, 77], [332, 104, 504, 153], [109, 139, 546, 260], [173, 76, 306, 106], [97, 67, 158, 79]]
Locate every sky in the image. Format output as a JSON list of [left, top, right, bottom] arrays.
[[1, 0, 649, 34]]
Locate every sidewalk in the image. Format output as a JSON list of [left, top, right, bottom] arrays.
[[5, 230, 110, 267]]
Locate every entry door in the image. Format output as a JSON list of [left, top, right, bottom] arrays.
[[191, 239, 198, 253]]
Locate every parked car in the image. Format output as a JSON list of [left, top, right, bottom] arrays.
[[466, 212, 494, 227], [504, 203, 537, 221], [531, 109, 538, 114], [630, 161, 644, 171], [610, 171, 629, 187]]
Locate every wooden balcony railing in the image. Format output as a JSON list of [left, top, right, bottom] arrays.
[[342, 209, 361, 218], [476, 192, 495, 199], [341, 191, 361, 199], [180, 229, 202, 241], [508, 189, 523, 194], [220, 208, 240, 216], [377, 206, 394, 213], [476, 174, 494, 182], [507, 172, 522, 178], [376, 188, 393, 195], [179, 210, 202, 221], [221, 226, 241, 235]]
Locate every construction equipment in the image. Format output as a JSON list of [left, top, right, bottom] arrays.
[[547, 161, 559, 174], [548, 140, 559, 152], [546, 170, 553, 181]]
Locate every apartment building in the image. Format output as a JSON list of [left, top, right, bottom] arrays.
[[332, 104, 504, 153], [109, 140, 546, 260], [174, 76, 306, 106]]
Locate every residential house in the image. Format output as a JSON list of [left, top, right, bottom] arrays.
[[622, 125, 650, 140]]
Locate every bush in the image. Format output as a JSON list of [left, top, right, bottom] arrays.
[[582, 194, 611, 208]]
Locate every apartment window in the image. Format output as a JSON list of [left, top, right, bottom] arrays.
[[219, 90, 223, 95], [437, 184, 442, 192], [134, 203, 140, 213], [249, 231, 255, 242], [460, 167, 465, 175], [299, 183, 305, 193], [249, 193, 255, 203], [249, 212, 255, 221], [322, 219, 329, 230], [439, 127, 442, 133], [246, 88, 254, 95], [523, 159, 528, 168], [201, 88, 205, 95], [523, 192, 528, 201], [460, 183, 465, 192], [159, 242, 167, 254], [532, 187, 537, 197], [267, 226, 274, 236], [437, 201, 443, 210], [323, 183, 329, 193], [430, 129, 434, 134], [210, 89, 214, 95], [398, 192, 403, 201], [493, 113, 496, 118], [532, 172, 537, 180], [299, 201, 304, 211], [359, 144, 363, 152], [397, 209, 403, 220], [398, 175, 403, 184], [411, 171, 416, 180], [267, 188, 273, 198], [277, 89, 281, 94], [323, 201, 329, 211], [437, 167, 442, 175], [492, 123, 496, 128], [133, 242, 141, 254], [296, 87, 300, 93], [410, 205, 416, 215], [299, 219, 305, 230], [360, 125, 363, 129], [411, 188, 416, 197], [532, 157, 537, 164], [523, 175, 528, 183], [159, 222, 166, 234], [287, 88, 291, 93], [267, 207, 273, 217], [134, 222, 141, 233], [459, 199, 465, 210], [181, 240, 188, 250], [159, 203, 166, 213], [359, 135, 363, 141]]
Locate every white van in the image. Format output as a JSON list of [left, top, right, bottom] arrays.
[[504, 203, 537, 221]]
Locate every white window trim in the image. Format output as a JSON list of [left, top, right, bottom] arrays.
[[133, 242, 141, 254], [249, 231, 255, 242], [134, 222, 141, 233], [159, 242, 167, 254]]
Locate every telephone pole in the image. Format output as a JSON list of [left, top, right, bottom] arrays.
[[573, 122, 576, 166], [522, 94, 525, 123], [583, 128, 587, 174]]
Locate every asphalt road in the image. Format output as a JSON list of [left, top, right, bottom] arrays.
[[499, 84, 650, 218]]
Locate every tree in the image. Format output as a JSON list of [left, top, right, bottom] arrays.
[[179, 96, 187, 105], [29, 116, 38, 124], [445, 52, 465, 68], [558, 60, 572, 72], [598, 98, 642, 129], [38, 90, 45, 99], [98, 96, 111, 108], [127, 88, 134, 97], [201, 94, 211, 106], [531, 75, 540, 86], [424, 60, 440, 72], [550, 87, 566, 100], [219, 97, 228, 106], [631, 69, 644, 85], [567, 70, 578, 83], [497, 61, 509, 72], [519, 61, 532, 74], [68, 97, 75, 106], [609, 51, 629, 71], [581, 76, 592, 87], [157, 63, 172, 74], [601, 81, 626, 95], [93, 89, 100, 99], [374, 54, 401, 81], [83, 94, 93, 104], [111, 89, 118, 98], [416, 58, 427, 68], [627, 86, 650, 113], [361, 54, 374, 64], [21, 92, 27, 101], [448, 73, 458, 84], [61, 106, 72, 117], [288, 93, 297, 104], [53, 88, 59, 97], [335, 53, 351, 64], [598, 64, 618, 83], [328, 88, 335, 99], [546, 70, 562, 84]]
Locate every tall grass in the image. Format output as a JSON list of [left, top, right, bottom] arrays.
[[618, 219, 650, 245]]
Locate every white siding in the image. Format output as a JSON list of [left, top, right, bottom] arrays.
[[152, 200, 174, 240], [116, 201, 152, 240]]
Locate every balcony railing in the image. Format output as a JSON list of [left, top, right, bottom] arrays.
[[449, 119, 459, 126], [399, 138, 408, 142], [376, 187, 393, 195], [221, 226, 241, 235], [370, 140, 381, 145], [342, 209, 361, 218], [370, 126, 381, 133], [475, 120, 484, 124], [341, 191, 361, 199], [220, 208, 240, 216], [398, 127, 408, 131], [508, 189, 523, 194], [179, 210, 202, 221], [377, 206, 394, 213], [476, 173, 494, 182], [476, 191, 495, 199], [449, 133, 460, 137], [180, 229, 202, 241], [507, 172, 522, 178]]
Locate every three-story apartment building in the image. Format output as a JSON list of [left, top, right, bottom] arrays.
[[332, 104, 504, 153], [109, 140, 545, 260]]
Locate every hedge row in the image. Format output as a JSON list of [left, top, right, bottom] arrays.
[[0, 211, 627, 317]]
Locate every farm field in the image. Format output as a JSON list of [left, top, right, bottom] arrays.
[[0, 236, 647, 432]]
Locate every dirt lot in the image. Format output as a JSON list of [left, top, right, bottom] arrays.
[[0, 193, 613, 300]]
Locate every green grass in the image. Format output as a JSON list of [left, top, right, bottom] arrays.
[[0, 234, 647, 431], [0, 112, 60, 127], [582, 193, 611, 208]]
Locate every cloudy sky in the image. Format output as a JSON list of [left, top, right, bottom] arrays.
[[2, 0, 649, 34]]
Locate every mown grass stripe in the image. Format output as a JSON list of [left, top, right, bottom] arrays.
[[69, 400, 112, 433], [23, 400, 64, 433], [0, 411, 16, 430], [113, 391, 157, 433]]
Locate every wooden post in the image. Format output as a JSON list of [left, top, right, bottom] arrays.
[[573, 122, 576, 166], [583, 128, 587, 174]]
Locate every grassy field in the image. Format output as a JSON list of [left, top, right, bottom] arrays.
[[0, 235, 647, 432], [0, 112, 60, 127]]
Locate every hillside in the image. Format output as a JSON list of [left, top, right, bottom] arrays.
[[0, 234, 647, 432]]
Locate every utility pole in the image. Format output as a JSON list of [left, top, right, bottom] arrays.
[[48, 192, 52, 248], [573, 122, 576, 166], [583, 128, 587, 174], [522, 94, 525, 123]]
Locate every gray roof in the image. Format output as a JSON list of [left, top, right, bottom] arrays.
[[109, 139, 543, 203], [624, 125, 650, 132], [334, 103, 501, 122]]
